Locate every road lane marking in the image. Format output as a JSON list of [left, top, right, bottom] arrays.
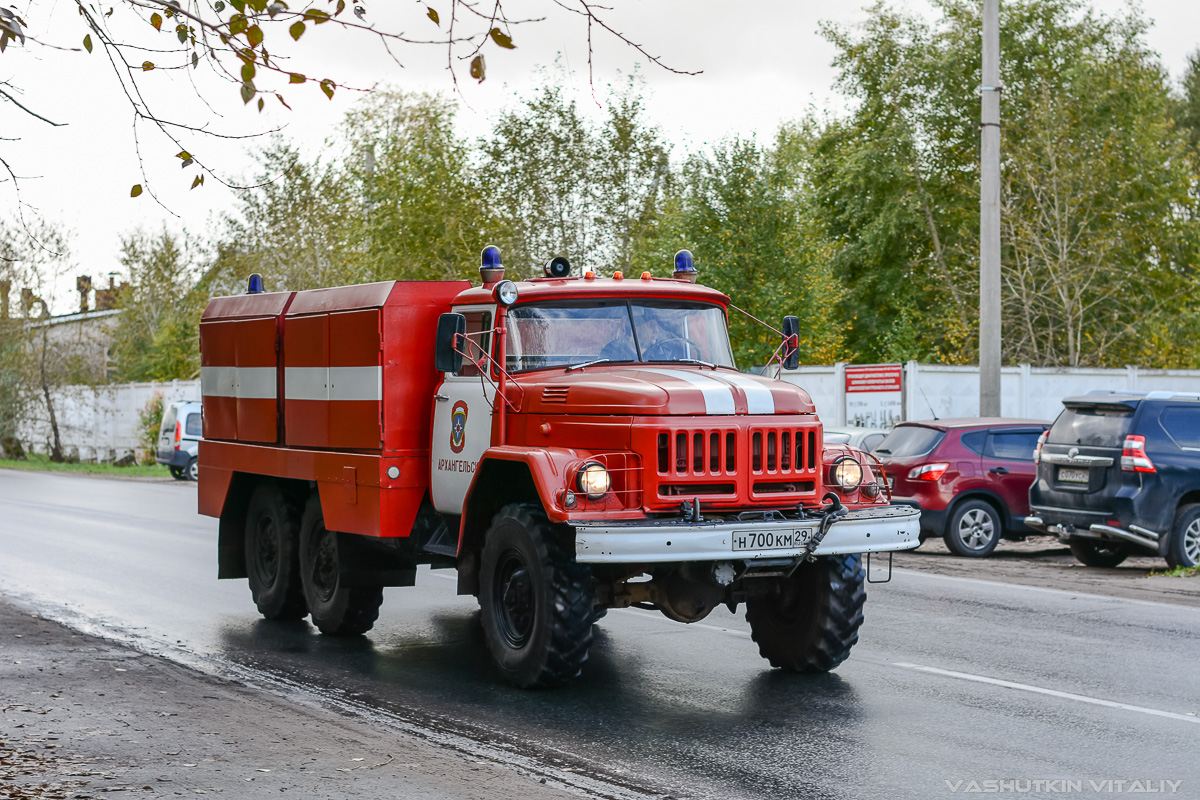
[[895, 662, 1200, 725]]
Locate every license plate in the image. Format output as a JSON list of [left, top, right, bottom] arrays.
[[732, 529, 813, 552], [886, 474, 895, 490], [1058, 467, 1089, 483]]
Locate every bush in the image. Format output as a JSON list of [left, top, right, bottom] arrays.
[[137, 393, 164, 466]]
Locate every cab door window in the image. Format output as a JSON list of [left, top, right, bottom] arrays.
[[455, 311, 493, 378]]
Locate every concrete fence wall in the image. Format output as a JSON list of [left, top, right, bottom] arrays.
[[19, 380, 201, 463], [781, 362, 1200, 427], [18, 363, 1200, 461]]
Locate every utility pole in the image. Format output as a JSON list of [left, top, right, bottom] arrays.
[[979, 0, 1002, 416]]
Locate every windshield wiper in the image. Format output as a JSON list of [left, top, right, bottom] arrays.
[[674, 357, 717, 369], [565, 358, 611, 372]]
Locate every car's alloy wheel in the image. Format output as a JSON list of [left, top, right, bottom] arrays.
[[1167, 505, 1200, 570], [945, 500, 1001, 557]]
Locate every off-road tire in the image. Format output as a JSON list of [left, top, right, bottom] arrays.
[[479, 503, 594, 689], [944, 499, 1002, 557], [168, 466, 185, 480], [1069, 539, 1130, 568], [185, 457, 199, 482], [299, 497, 383, 636], [244, 483, 308, 620], [745, 554, 866, 673], [1166, 504, 1200, 570]]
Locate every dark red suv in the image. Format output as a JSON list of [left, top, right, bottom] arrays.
[[874, 419, 1049, 557]]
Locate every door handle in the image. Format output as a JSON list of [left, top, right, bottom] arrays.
[[434, 393, 449, 401], [989, 466, 1010, 475]]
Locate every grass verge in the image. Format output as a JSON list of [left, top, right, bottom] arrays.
[[1149, 564, 1200, 578], [0, 453, 172, 478]]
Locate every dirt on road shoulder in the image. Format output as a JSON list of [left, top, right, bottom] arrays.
[[0, 601, 579, 800], [894, 537, 1200, 607]]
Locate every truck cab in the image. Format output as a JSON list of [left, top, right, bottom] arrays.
[[198, 248, 920, 688]]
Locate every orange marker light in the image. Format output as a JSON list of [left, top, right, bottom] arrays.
[[584, 271, 595, 279], [613, 271, 624, 280], [641, 272, 652, 280]]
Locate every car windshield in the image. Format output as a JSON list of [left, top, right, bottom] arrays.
[[874, 425, 945, 458], [505, 300, 736, 372]]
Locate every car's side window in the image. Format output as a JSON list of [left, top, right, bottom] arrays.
[[1160, 406, 1200, 449], [185, 413, 203, 437], [987, 430, 1043, 461], [960, 430, 987, 455]]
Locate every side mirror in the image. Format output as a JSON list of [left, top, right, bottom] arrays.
[[781, 316, 800, 371], [435, 313, 467, 373]]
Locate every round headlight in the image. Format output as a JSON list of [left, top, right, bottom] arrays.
[[493, 279, 519, 307], [831, 457, 863, 491], [576, 462, 611, 500]]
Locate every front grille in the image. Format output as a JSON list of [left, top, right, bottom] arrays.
[[750, 427, 817, 474], [657, 430, 737, 476], [642, 423, 822, 508]]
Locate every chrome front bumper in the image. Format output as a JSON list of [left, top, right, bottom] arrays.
[[573, 504, 921, 564]]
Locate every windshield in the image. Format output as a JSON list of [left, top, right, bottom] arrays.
[[505, 300, 736, 372], [874, 425, 945, 458]]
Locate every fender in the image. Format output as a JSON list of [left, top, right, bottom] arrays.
[[454, 446, 595, 596]]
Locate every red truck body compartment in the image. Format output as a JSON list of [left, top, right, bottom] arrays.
[[199, 280, 470, 538]]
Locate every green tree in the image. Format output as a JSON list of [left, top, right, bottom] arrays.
[[219, 139, 355, 292], [110, 228, 204, 381], [1175, 49, 1200, 152], [340, 89, 486, 282], [678, 134, 846, 368], [807, 0, 1198, 367], [0, 216, 74, 459], [480, 75, 671, 277]]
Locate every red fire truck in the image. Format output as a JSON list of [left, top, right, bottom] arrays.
[[198, 248, 920, 688]]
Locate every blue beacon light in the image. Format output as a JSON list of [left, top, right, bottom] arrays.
[[247, 273, 265, 294], [480, 245, 505, 284], [673, 250, 698, 282]]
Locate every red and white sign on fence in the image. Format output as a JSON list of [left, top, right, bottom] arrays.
[[845, 364, 903, 428], [845, 365, 903, 393]]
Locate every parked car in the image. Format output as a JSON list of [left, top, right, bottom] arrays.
[[823, 426, 889, 453], [1026, 391, 1200, 569], [156, 400, 202, 481], [874, 418, 1050, 557]]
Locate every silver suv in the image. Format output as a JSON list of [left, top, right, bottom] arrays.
[[156, 400, 202, 481]]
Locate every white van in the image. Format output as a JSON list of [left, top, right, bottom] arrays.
[[156, 400, 202, 481]]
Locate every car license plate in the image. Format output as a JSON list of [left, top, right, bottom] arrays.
[[886, 473, 895, 490], [1058, 467, 1089, 483], [732, 529, 813, 552]]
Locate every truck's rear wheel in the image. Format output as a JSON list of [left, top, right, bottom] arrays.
[[244, 483, 307, 620], [479, 503, 593, 689], [746, 554, 866, 673], [299, 498, 383, 636]]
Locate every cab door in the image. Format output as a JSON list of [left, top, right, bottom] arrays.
[[430, 308, 495, 515]]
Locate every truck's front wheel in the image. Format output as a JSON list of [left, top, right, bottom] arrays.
[[746, 554, 866, 673], [479, 504, 593, 689], [244, 483, 307, 620], [299, 498, 383, 636]]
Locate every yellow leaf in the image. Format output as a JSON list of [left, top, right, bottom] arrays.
[[151, 12, 162, 30], [131, 184, 143, 197]]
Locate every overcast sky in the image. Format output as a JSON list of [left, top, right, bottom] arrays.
[[3, 0, 1198, 312]]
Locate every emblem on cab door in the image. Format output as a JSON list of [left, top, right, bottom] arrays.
[[450, 401, 468, 454]]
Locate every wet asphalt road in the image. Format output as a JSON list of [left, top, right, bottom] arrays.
[[1, 469, 1197, 800]]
